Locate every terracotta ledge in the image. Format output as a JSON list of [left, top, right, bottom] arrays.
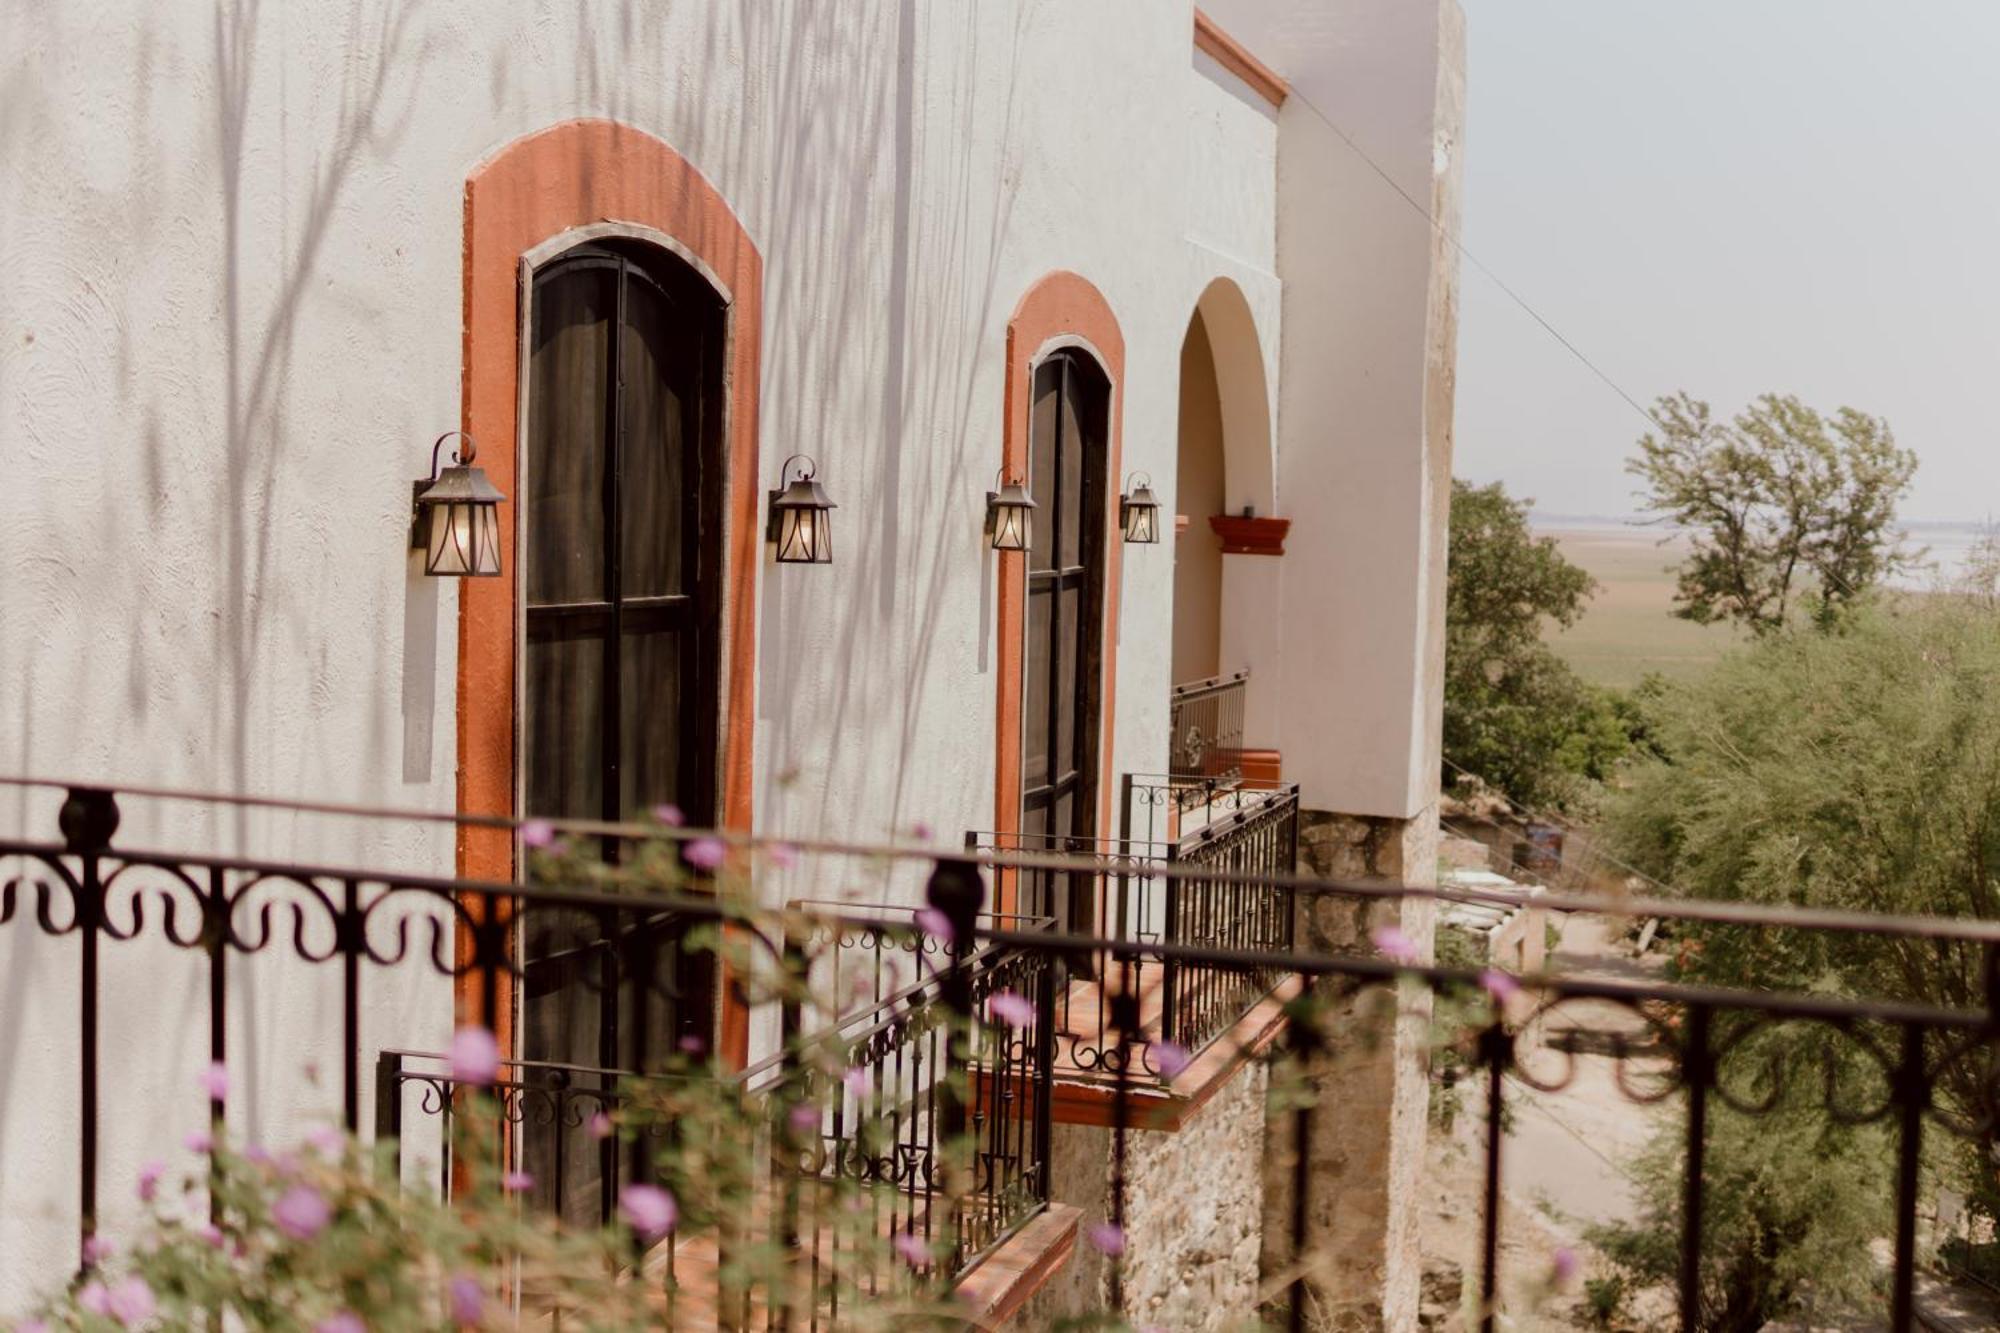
[[1209, 514, 1290, 556], [955, 1203, 1082, 1325], [1194, 8, 1290, 108], [1049, 975, 1302, 1131]]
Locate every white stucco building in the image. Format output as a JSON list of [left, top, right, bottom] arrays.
[[0, 1, 1463, 1323]]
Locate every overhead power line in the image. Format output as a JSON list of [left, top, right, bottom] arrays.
[[1281, 84, 1668, 440]]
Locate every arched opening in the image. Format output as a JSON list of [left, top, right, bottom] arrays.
[[518, 238, 726, 1223], [1173, 309, 1226, 684], [1019, 347, 1112, 932]]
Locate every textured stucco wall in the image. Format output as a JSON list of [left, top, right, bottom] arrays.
[[0, 0, 1289, 1310], [1202, 0, 1467, 820]]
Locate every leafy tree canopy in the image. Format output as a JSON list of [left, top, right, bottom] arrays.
[[1444, 480, 1629, 811], [1629, 392, 1917, 634]]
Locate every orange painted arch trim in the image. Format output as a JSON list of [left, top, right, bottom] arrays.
[[995, 272, 1126, 916], [457, 119, 762, 1068], [1194, 8, 1290, 108]]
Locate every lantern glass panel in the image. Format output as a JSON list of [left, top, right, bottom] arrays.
[[991, 501, 1032, 551], [1123, 500, 1158, 544], [777, 505, 830, 563]]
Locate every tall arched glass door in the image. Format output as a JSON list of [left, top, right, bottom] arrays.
[[520, 241, 724, 1221], [1020, 350, 1110, 930]]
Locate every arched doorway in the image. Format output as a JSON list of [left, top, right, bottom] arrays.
[[518, 238, 726, 1222], [1173, 309, 1226, 685]]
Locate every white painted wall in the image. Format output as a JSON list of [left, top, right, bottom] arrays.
[[0, 0, 1451, 1308], [1206, 0, 1467, 819]]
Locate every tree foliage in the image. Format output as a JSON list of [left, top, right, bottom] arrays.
[[1628, 392, 1917, 634], [1444, 479, 1628, 810], [1604, 600, 2000, 1277]]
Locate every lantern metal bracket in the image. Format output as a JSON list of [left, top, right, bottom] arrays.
[[411, 432, 481, 550]]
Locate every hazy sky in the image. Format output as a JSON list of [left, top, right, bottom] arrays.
[[1452, 1, 2000, 524]]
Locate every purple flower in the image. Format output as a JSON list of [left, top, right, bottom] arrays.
[[81, 1235, 114, 1265], [1085, 1221, 1126, 1257], [1552, 1246, 1580, 1284], [985, 990, 1035, 1028], [588, 1111, 614, 1140], [768, 841, 801, 870], [273, 1184, 332, 1241], [197, 1061, 230, 1102], [196, 1223, 225, 1248], [501, 1171, 534, 1193], [683, 836, 727, 870], [788, 1104, 821, 1136], [519, 819, 557, 849], [450, 1025, 501, 1086], [676, 1034, 707, 1057], [448, 1274, 484, 1327], [243, 1144, 275, 1168], [910, 821, 936, 843], [184, 1129, 213, 1154], [137, 1158, 166, 1203], [317, 1315, 367, 1333], [1479, 968, 1521, 1001], [306, 1125, 345, 1158], [78, 1282, 113, 1316], [18, 1320, 48, 1333], [843, 1066, 871, 1099], [1371, 924, 1420, 966], [1151, 1040, 1193, 1079], [620, 1184, 678, 1242], [913, 907, 955, 945], [893, 1231, 930, 1267], [652, 803, 685, 828], [106, 1277, 156, 1327]]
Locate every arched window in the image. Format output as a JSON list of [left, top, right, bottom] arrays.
[[1020, 350, 1110, 915], [519, 240, 724, 1221]]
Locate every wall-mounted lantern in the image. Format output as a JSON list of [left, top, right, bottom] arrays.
[[768, 454, 836, 564], [1119, 473, 1161, 545], [412, 431, 505, 577], [985, 471, 1036, 552]]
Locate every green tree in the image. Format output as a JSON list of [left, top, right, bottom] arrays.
[[1605, 599, 2000, 1242], [1592, 1096, 1889, 1333], [1444, 479, 1625, 810], [1629, 392, 1917, 634]]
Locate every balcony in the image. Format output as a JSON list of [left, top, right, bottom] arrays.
[[3, 777, 1993, 1330]]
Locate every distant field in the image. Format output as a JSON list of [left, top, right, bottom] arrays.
[[1536, 526, 1740, 688]]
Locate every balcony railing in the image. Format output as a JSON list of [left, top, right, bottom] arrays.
[[5, 776, 1998, 1330], [968, 781, 1299, 1062], [1169, 669, 1249, 782]]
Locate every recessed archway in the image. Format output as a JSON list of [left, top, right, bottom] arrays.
[[1173, 277, 1275, 687]]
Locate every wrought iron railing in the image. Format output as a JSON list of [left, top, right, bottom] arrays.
[[7, 776, 2000, 1330], [1169, 669, 1249, 781]]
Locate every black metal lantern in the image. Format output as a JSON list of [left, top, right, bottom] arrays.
[[412, 432, 505, 577], [985, 472, 1036, 552], [768, 454, 836, 564], [1120, 473, 1161, 545]]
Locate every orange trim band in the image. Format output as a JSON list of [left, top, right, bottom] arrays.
[[995, 273, 1126, 915], [458, 119, 763, 1069], [1193, 8, 1290, 108]]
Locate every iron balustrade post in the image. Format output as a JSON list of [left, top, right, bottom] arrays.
[[1677, 1005, 1713, 1332], [1161, 843, 1181, 1047], [1107, 971, 1139, 1315], [1477, 1022, 1512, 1333], [340, 878, 362, 1133], [60, 786, 118, 1273], [1890, 1022, 1927, 1332], [205, 863, 228, 1228], [374, 1050, 404, 1178], [1033, 950, 1057, 1205]]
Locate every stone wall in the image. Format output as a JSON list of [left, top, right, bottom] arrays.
[[1021, 1062, 1273, 1329], [1262, 808, 1438, 1332]]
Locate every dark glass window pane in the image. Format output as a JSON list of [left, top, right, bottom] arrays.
[[1056, 583, 1078, 782], [618, 629, 682, 822], [1029, 360, 1060, 573], [1024, 589, 1052, 789], [519, 901, 607, 1225], [525, 635, 604, 822], [1058, 368, 1085, 569], [619, 277, 692, 599], [527, 265, 614, 606]]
